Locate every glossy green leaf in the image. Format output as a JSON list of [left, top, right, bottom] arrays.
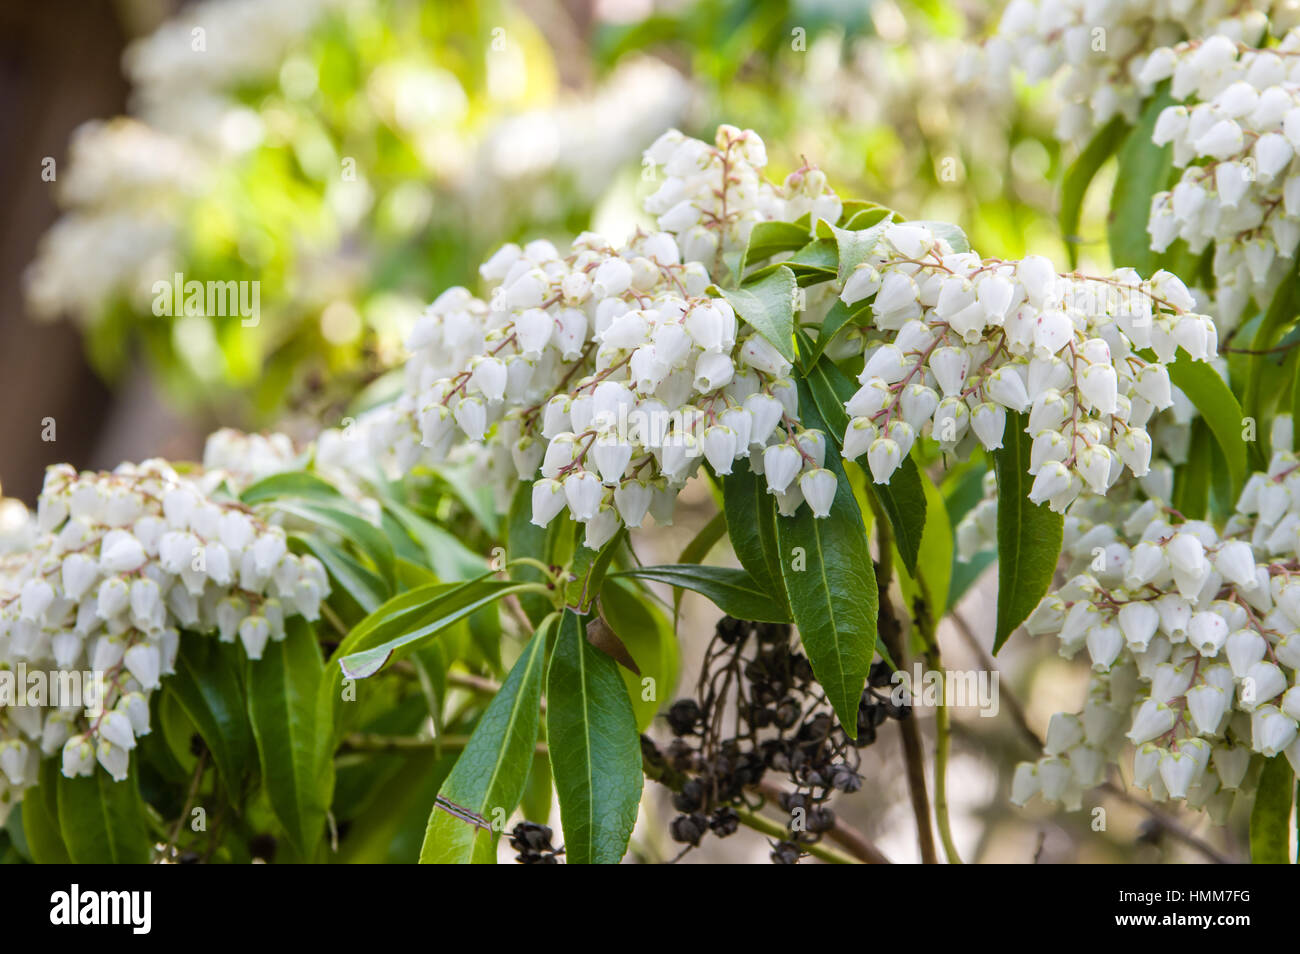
[[721, 463, 788, 613], [830, 221, 888, 284], [992, 412, 1064, 652], [22, 760, 70, 864], [420, 617, 552, 864], [546, 610, 643, 864], [292, 532, 386, 615], [240, 470, 342, 506], [57, 766, 151, 864], [564, 529, 623, 612], [798, 345, 926, 576], [274, 500, 395, 591], [166, 635, 255, 794], [775, 383, 876, 736], [1108, 87, 1176, 275], [600, 578, 681, 729], [714, 265, 797, 362], [611, 564, 791, 623], [1060, 115, 1128, 268], [741, 219, 813, 273], [336, 578, 533, 679], [247, 617, 333, 858], [1250, 756, 1295, 864], [1167, 356, 1248, 500]]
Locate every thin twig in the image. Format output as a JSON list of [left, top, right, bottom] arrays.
[[160, 750, 206, 863]]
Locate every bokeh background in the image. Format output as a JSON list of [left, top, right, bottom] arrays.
[[0, 0, 1239, 862]]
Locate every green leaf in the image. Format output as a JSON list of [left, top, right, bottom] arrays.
[[714, 265, 797, 363], [1060, 115, 1128, 269], [293, 532, 387, 614], [240, 470, 342, 506], [992, 412, 1064, 652], [868, 456, 927, 578], [22, 761, 70, 863], [897, 468, 953, 620], [420, 617, 553, 864], [1108, 87, 1176, 275], [806, 299, 869, 367], [57, 765, 151, 864], [721, 462, 788, 613], [246, 617, 333, 858], [546, 610, 643, 864], [274, 500, 395, 592], [1172, 419, 1212, 520], [1167, 356, 1248, 500], [830, 221, 889, 284], [612, 564, 791, 623], [797, 340, 926, 575], [600, 579, 680, 730], [741, 220, 813, 273], [564, 528, 624, 612], [506, 482, 559, 625], [775, 382, 877, 736], [336, 578, 534, 680], [1246, 254, 1300, 444], [1250, 756, 1295, 864], [167, 635, 255, 794]]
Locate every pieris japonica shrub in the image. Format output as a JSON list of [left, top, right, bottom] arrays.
[[15, 0, 1300, 860]]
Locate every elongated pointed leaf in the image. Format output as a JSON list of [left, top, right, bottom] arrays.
[[612, 564, 790, 623], [775, 384, 876, 735], [600, 579, 680, 730], [992, 412, 1064, 652], [166, 636, 255, 794], [421, 618, 553, 863], [274, 500, 395, 591], [57, 765, 151, 864], [337, 578, 533, 679], [1250, 756, 1295, 863], [715, 265, 797, 362], [1167, 356, 1248, 500], [546, 610, 642, 864], [1060, 115, 1128, 268], [1108, 87, 1176, 276], [240, 470, 342, 506], [247, 617, 333, 858], [721, 463, 788, 613], [798, 344, 926, 575], [22, 760, 70, 864], [741, 220, 813, 274]]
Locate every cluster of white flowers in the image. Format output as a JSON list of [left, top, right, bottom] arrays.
[[979, 0, 1285, 143], [838, 230, 1216, 512], [0, 460, 329, 813], [643, 125, 843, 263], [1142, 29, 1300, 328], [1012, 415, 1300, 816], [374, 127, 853, 539]]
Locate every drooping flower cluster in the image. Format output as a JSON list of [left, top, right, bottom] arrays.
[[978, 0, 1283, 143], [1013, 415, 1300, 816], [377, 127, 851, 540], [838, 228, 1217, 512], [0, 460, 329, 815], [1142, 29, 1300, 328]]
